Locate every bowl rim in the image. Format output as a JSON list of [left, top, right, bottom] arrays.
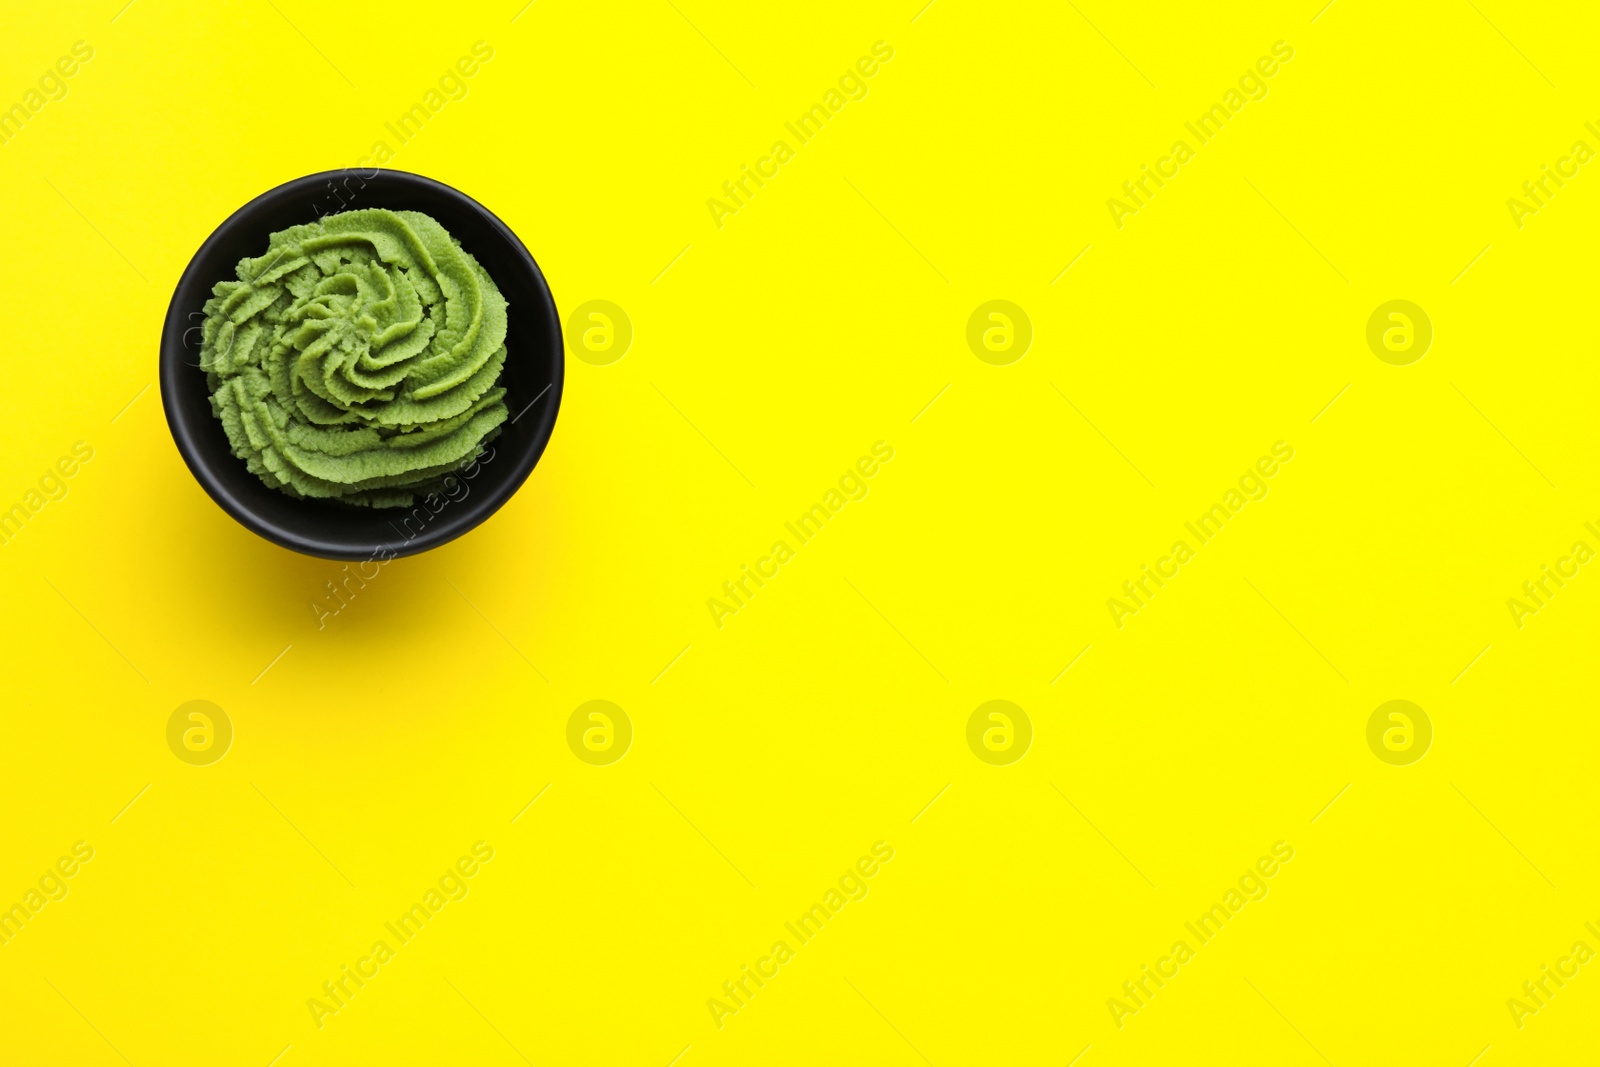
[[159, 169, 562, 560]]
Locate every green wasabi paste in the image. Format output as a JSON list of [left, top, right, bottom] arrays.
[[200, 209, 509, 508]]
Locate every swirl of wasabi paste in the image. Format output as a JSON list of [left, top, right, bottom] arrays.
[[199, 209, 509, 508]]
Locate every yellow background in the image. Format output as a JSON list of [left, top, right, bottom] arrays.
[[2, 0, 1597, 1063]]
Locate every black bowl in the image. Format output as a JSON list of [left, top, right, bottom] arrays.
[[160, 169, 562, 560]]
